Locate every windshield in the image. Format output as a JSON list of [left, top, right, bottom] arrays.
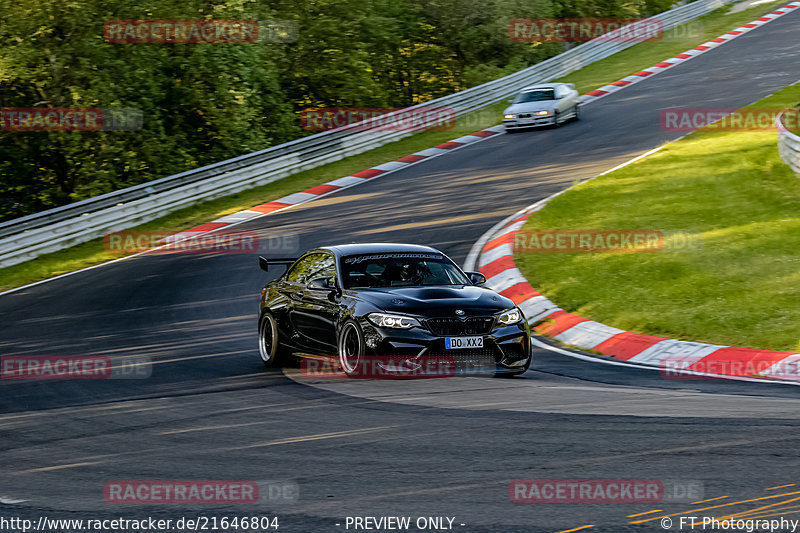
[[341, 253, 470, 289], [513, 89, 555, 103]]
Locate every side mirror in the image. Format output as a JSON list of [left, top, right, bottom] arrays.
[[259, 256, 270, 272], [307, 277, 333, 290], [464, 271, 487, 285]]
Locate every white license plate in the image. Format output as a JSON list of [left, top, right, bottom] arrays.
[[445, 336, 484, 349]]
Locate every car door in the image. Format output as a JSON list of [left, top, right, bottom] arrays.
[[285, 252, 339, 353]]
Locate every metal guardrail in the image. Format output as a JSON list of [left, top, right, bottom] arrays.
[[777, 112, 800, 175], [0, 0, 733, 268]]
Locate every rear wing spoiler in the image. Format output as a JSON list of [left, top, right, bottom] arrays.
[[258, 256, 298, 272]]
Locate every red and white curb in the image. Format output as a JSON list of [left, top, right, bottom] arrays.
[[167, 126, 506, 242], [579, 1, 800, 105], [467, 177, 800, 384]]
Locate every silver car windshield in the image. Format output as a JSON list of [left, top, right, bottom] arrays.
[[513, 89, 555, 103]]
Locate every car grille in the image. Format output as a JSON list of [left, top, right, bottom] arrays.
[[426, 348, 499, 371], [426, 317, 495, 336]]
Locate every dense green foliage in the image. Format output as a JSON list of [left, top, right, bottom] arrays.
[[0, 0, 674, 220]]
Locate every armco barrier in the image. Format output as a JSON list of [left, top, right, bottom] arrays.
[[777, 112, 800, 175], [0, 0, 733, 268]]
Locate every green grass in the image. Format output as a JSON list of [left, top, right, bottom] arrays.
[[515, 82, 800, 352], [0, 0, 790, 292]]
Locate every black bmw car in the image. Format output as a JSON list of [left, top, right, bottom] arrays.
[[257, 243, 531, 376]]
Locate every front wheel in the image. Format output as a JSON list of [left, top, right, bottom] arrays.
[[338, 319, 366, 376], [258, 311, 288, 368], [573, 104, 580, 121]]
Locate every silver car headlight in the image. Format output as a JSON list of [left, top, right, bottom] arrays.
[[367, 313, 421, 329], [503, 114, 517, 119], [535, 110, 550, 116], [497, 307, 523, 326]]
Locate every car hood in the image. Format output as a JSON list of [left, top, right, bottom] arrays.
[[355, 285, 514, 315], [503, 101, 557, 114]]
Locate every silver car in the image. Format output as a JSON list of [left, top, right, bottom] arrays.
[[502, 83, 580, 131]]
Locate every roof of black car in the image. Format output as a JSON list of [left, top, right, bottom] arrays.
[[324, 243, 442, 256]]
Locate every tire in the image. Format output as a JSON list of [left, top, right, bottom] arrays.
[[573, 104, 580, 121], [258, 310, 289, 368], [338, 319, 366, 376]]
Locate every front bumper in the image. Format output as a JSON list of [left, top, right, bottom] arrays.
[[358, 318, 531, 375], [503, 115, 555, 129]]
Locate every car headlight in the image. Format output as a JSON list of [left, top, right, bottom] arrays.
[[503, 114, 517, 119], [535, 110, 550, 116], [367, 313, 421, 329], [497, 307, 523, 326]]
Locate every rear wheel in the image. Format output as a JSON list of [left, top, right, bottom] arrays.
[[258, 311, 289, 368], [338, 320, 365, 376]]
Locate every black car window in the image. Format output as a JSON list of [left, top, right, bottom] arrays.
[[513, 89, 555, 103], [286, 253, 335, 284], [342, 253, 470, 289]]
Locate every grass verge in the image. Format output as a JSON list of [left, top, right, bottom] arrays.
[[514, 82, 800, 352], [0, 0, 790, 292]]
